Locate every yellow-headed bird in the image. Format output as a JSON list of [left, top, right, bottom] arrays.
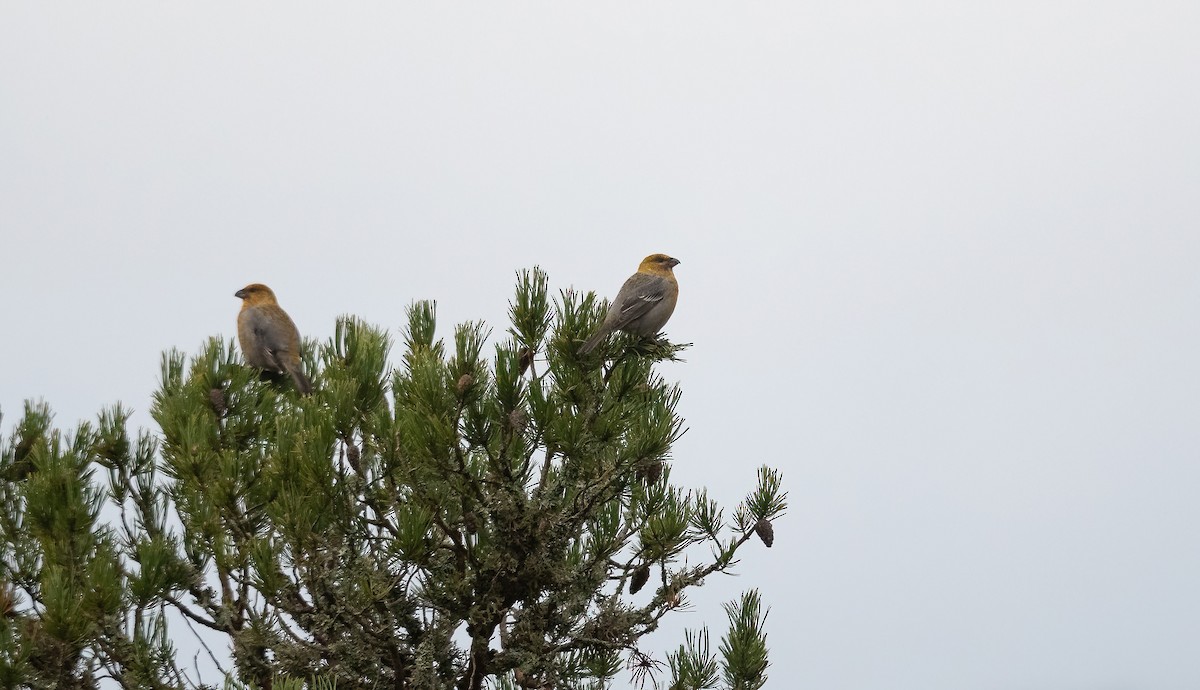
[[579, 254, 680, 355], [234, 283, 312, 395]]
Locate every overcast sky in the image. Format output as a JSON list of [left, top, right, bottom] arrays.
[[3, 2, 1199, 688]]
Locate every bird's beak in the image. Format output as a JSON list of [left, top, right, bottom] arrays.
[[668, 258, 681, 268], [234, 289, 247, 299]]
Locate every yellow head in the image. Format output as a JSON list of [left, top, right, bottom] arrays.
[[234, 283, 279, 306], [637, 253, 681, 277]]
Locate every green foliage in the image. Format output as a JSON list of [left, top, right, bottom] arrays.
[[0, 268, 786, 690], [719, 590, 770, 690]]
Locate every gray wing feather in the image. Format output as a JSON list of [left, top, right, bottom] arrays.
[[244, 308, 291, 370], [607, 273, 669, 330]]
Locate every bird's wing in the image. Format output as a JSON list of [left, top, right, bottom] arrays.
[[608, 273, 670, 330], [243, 307, 294, 370]]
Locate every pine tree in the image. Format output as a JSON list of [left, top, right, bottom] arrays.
[[0, 269, 786, 690]]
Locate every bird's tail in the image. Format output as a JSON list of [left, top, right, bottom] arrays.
[[578, 328, 609, 355], [287, 364, 313, 396]]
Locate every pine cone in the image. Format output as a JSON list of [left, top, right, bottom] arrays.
[[508, 409, 529, 434], [209, 388, 227, 418], [456, 373, 474, 396], [518, 347, 535, 376], [345, 441, 361, 474], [629, 563, 651, 594], [635, 458, 663, 484], [753, 518, 774, 548]]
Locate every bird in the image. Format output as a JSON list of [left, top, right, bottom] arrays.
[[234, 283, 313, 395], [579, 253, 681, 355]]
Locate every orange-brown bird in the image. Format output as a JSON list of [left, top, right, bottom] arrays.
[[579, 253, 681, 355], [234, 283, 313, 395]]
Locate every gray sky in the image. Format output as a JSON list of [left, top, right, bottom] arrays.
[[3, 2, 1199, 687]]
